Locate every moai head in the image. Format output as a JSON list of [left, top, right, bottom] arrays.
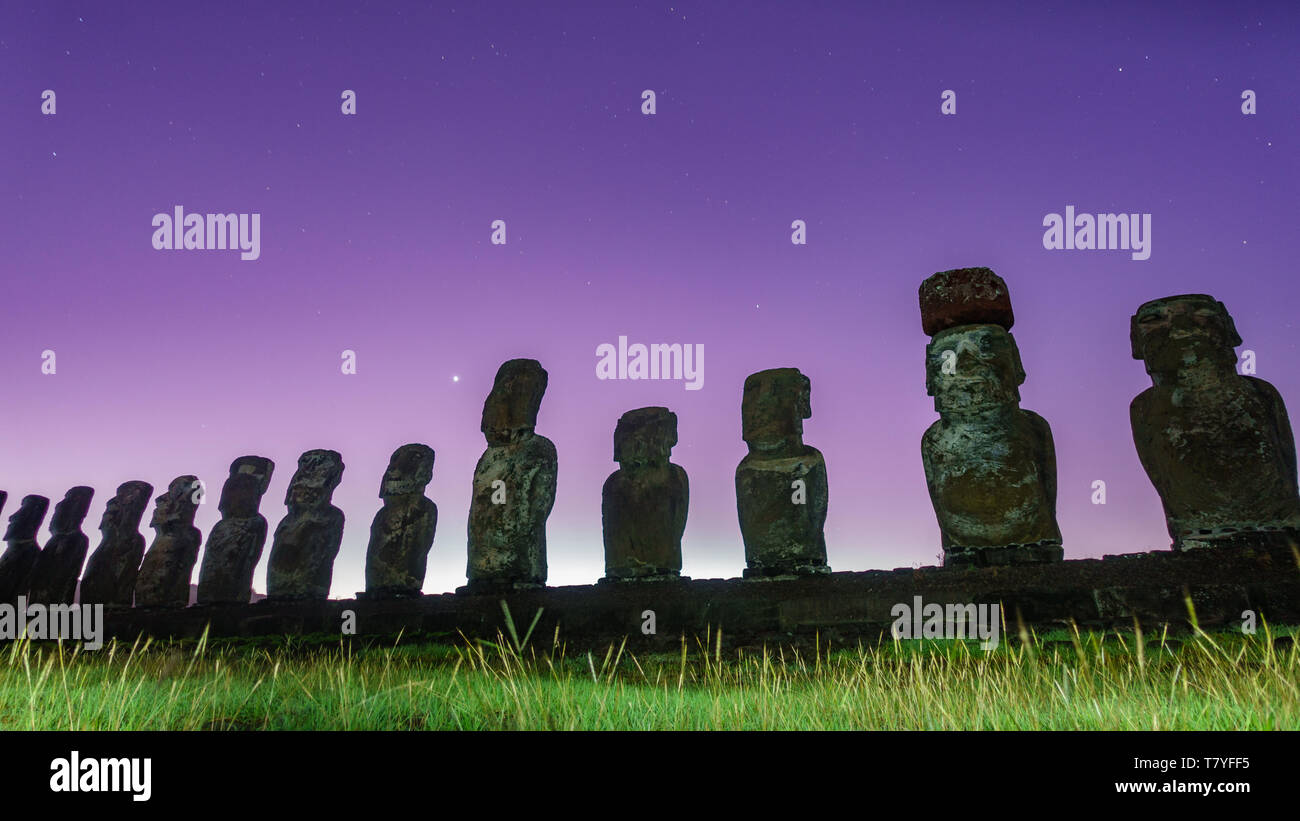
[[380, 444, 435, 497], [220, 456, 275, 517], [926, 325, 1026, 413], [481, 359, 548, 446], [49, 486, 94, 535], [614, 407, 677, 468], [1130, 294, 1241, 380], [742, 368, 811, 454], [0, 491, 6, 518], [150, 476, 200, 530], [919, 267, 1015, 337], [4, 495, 49, 542], [285, 450, 344, 512], [99, 481, 153, 536]]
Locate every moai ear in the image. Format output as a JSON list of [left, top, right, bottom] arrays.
[[1129, 312, 1145, 360], [1218, 301, 1243, 347], [797, 372, 812, 419], [1008, 333, 1027, 386]]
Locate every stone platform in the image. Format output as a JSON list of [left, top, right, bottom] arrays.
[[99, 541, 1300, 651]]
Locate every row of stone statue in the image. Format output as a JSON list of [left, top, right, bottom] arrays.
[[2, 268, 1298, 607]]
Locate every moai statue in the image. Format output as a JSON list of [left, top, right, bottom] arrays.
[[134, 476, 203, 607], [266, 450, 346, 600], [196, 456, 275, 605], [79, 481, 153, 607], [601, 407, 688, 582], [736, 368, 830, 578], [1130, 294, 1300, 549], [919, 267, 1063, 567], [0, 492, 6, 519], [365, 444, 438, 597], [0, 495, 50, 605], [465, 359, 557, 592], [26, 486, 95, 605]]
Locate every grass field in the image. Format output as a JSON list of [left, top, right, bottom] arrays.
[[2, 612, 1297, 730]]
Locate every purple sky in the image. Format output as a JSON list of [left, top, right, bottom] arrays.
[[3, 1, 1297, 596]]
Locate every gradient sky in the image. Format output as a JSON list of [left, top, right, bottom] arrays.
[[3, 1, 1297, 597]]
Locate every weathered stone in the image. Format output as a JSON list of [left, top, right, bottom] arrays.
[[79, 481, 153, 607], [0, 495, 49, 606], [602, 407, 688, 581], [365, 444, 438, 597], [919, 267, 1014, 336], [267, 450, 346, 600], [466, 359, 557, 591], [736, 368, 830, 577], [26, 486, 94, 605], [135, 477, 202, 607], [197, 456, 275, 605], [1130, 294, 1300, 549], [921, 323, 1064, 566]]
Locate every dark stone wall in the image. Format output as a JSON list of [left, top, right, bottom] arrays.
[[97, 541, 1300, 651]]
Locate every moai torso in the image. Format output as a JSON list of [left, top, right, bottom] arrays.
[[0, 495, 49, 605], [736, 368, 830, 577], [27, 486, 94, 605], [918, 269, 1063, 567], [1130, 295, 1300, 548], [467, 359, 557, 590], [267, 450, 346, 600], [80, 481, 152, 607], [197, 456, 274, 605], [366, 444, 438, 596], [135, 477, 203, 607], [602, 407, 689, 581]]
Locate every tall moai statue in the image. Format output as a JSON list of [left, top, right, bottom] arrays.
[[602, 407, 689, 582], [1130, 294, 1300, 549], [266, 449, 346, 600], [466, 359, 557, 592], [919, 267, 1063, 567], [134, 476, 203, 607], [26, 486, 95, 604], [365, 444, 438, 597], [79, 481, 153, 607], [0, 495, 49, 605], [736, 368, 830, 578], [196, 456, 275, 605]]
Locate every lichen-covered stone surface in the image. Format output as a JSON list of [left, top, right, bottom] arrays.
[[365, 444, 438, 596], [919, 269, 1063, 568], [736, 368, 830, 577], [197, 456, 275, 605], [267, 450, 346, 600], [26, 486, 94, 605], [602, 407, 688, 581], [467, 359, 557, 591], [134, 477, 203, 608], [1130, 294, 1300, 550], [0, 495, 49, 606], [80, 481, 153, 607], [919, 266, 1014, 336]]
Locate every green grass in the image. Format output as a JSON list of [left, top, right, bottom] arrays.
[[2, 621, 1297, 730]]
